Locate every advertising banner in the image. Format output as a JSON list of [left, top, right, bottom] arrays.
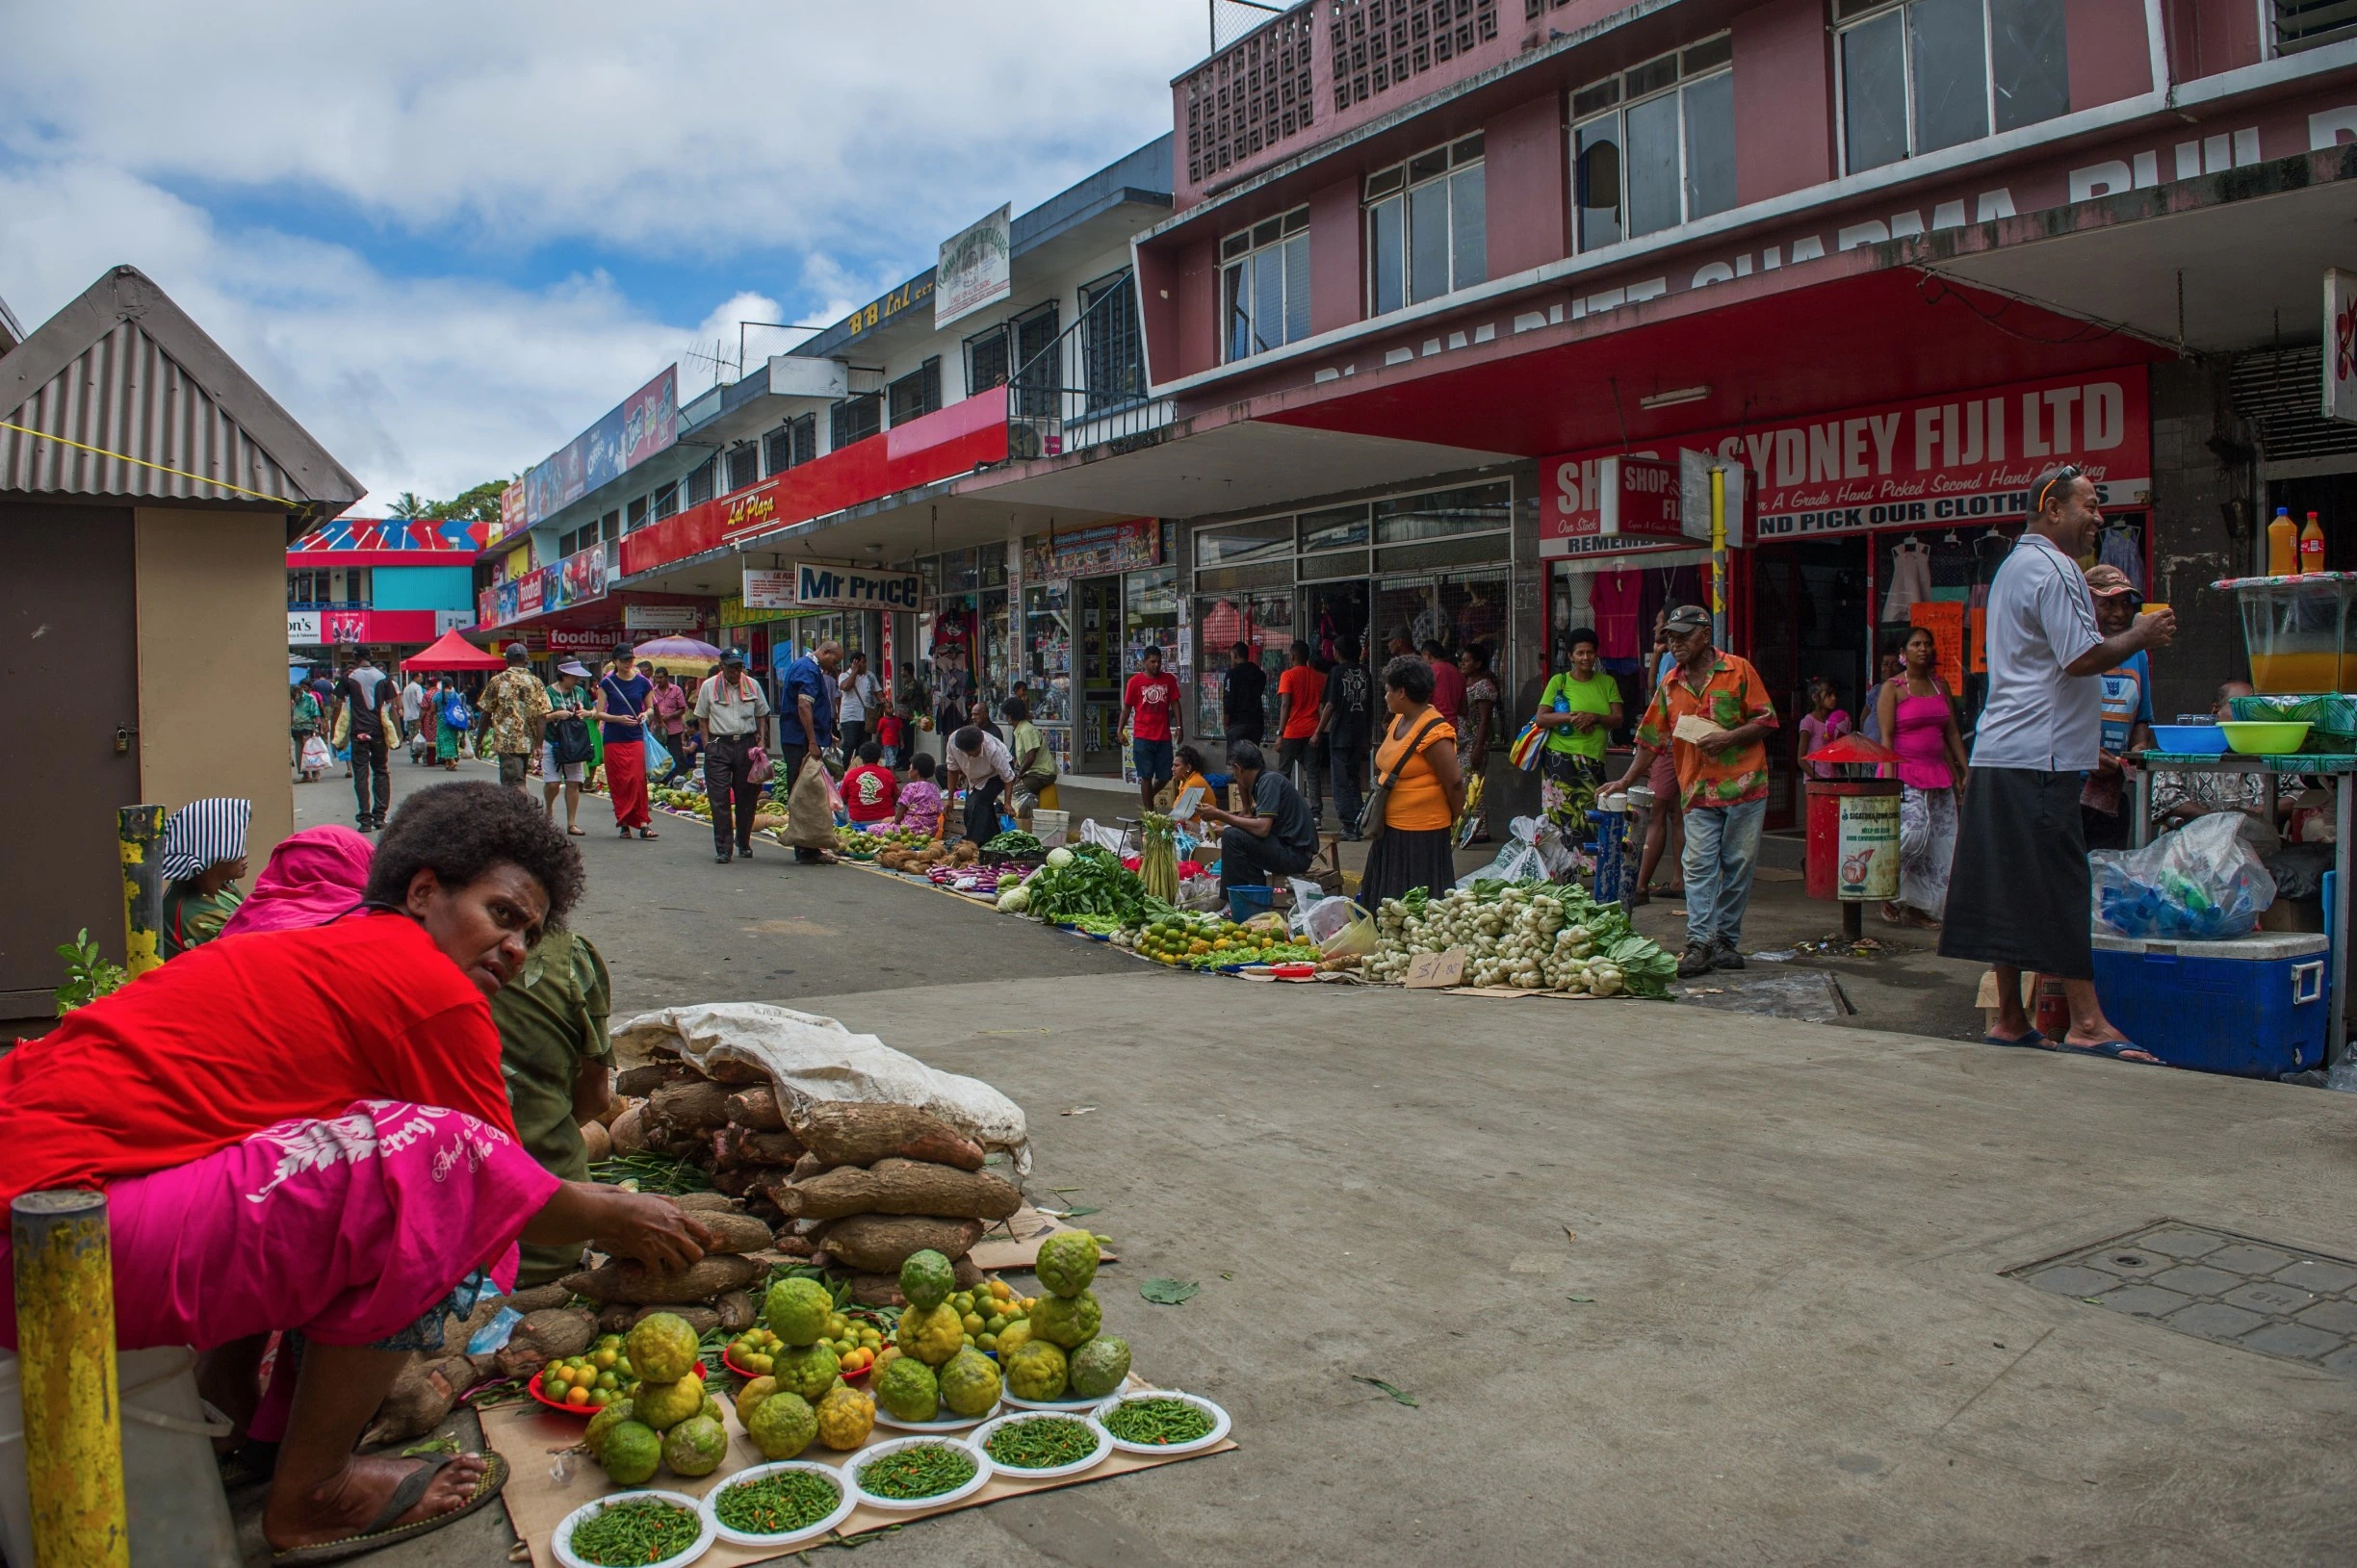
[[287, 610, 320, 644], [625, 604, 703, 631], [547, 626, 623, 655], [1541, 368, 2150, 557], [522, 366, 681, 527], [790, 562, 922, 612], [1024, 519, 1161, 580], [935, 205, 1012, 329], [1595, 457, 1687, 540], [742, 568, 795, 610], [492, 480, 526, 547]]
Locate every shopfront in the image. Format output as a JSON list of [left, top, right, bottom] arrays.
[[1190, 480, 1516, 738], [1001, 520, 1177, 780], [1542, 368, 2155, 828]]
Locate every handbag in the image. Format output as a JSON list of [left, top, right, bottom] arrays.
[[1509, 719, 1548, 771], [550, 714, 594, 767], [1359, 714, 1450, 844]]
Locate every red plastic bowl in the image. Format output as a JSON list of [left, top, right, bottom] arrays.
[[530, 1357, 704, 1418]]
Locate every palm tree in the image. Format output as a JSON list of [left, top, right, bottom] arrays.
[[388, 490, 435, 519]]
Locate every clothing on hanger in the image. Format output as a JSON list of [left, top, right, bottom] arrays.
[[1881, 540, 1933, 621], [2099, 525, 2145, 593], [1589, 568, 1645, 658]]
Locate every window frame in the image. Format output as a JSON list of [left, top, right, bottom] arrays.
[[831, 392, 883, 450], [1219, 205, 1312, 363], [887, 356, 944, 428], [1568, 36, 1735, 253], [1832, 0, 2069, 173], [1078, 267, 1149, 414], [1362, 134, 1487, 315]]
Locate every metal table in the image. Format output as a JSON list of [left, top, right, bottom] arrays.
[[2131, 751, 2357, 1064]]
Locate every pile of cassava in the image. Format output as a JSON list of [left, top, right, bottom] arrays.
[[366, 1048, 1023, 1445]]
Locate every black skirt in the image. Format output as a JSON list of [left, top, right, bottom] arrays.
[[1358, 826, 1459, 911], [1938, 766, 2093, 978]]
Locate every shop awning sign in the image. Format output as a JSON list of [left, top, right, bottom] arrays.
[[625, 604, 702, 631], [742, 567, 795, 611], [2328, 269, 2357, 425], [1541, 368, 2151, 556], [1595, 457, 1688, 540]]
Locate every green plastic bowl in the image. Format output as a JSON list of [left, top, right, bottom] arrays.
[[2219, 720, 2311, 755]]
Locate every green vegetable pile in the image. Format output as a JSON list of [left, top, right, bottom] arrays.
[[566, 1497, 702, 1565], [1360, 881, 1677, 996], [1101, 1398, 1215, 1447], [983, 1415, 1100, 1470], [982, 829, 1043, 858], [712, 1469, 842, 1535], [1018, 845, 1154, 926], [857, 1442, 978, 1500]]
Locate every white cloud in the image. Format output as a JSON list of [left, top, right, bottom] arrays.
[[0, 0, 1206, 510]]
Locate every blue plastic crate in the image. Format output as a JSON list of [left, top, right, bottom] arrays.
[[2090, 932, 2328, 1077]]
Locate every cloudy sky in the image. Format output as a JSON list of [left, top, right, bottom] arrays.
[[0, 1, 1213, 514]]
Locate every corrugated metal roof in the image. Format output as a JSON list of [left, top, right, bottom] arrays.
[[0, 266, 362, 529]]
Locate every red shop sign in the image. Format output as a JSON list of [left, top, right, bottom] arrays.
[[1541, 367, 2150, 557]]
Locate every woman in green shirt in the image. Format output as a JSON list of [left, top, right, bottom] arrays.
[[159, 797, 252, 959], [1533, 628, 1623, 843], [291, 684, 323, 782]]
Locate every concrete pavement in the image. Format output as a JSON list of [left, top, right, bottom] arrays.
[[278, 762, 2357, 1565]]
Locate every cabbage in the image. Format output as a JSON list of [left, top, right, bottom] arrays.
[[1046, 847, 1075, 868], [997, 886, 1030, 913]]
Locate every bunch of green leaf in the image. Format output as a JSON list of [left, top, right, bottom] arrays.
[[982, 829, 1043, 858], [1603, 934, 1678, 998], [1022, 847, 1150, 925], [52, 930, 126, 1016]]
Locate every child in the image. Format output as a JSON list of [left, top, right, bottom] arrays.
[[842, 741, 899, 829], [875, 704, 905, 769], [1798, 678, 1851, 781], [895, 752, 945, 838], [159, 798, 252, 959]]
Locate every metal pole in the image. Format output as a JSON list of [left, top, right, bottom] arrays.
[[117, 806, 165, 980], [1709, 465, 1728, 650], [13, 1191, 129, 1568]]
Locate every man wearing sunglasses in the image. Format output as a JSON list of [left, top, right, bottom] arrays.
[[1941, 464, 2177, 1063]]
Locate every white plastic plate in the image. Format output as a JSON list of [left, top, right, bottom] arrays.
[[970, 1409, 1113, 1480], [999, 1387, 1104, 1412], [1092, 1389, 1231, 1456], [846, 1436, 994, 1511], [701, 1460, 858, 1550], [554, 1488, 715, 1568]]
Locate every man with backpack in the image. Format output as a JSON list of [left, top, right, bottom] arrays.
[[1317, 634, 1374, 838], [339, 654, 396, 831]]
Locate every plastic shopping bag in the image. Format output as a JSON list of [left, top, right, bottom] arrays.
[[1455, 815, 1573, 887], [299, 734, 332, 772], [643, 729, 673, 778], [1289, 889, 1376, 956], [2090, 809, 2277, 940]]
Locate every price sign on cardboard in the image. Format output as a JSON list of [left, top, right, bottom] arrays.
[[1404, 948, 1468, 989], [1909, 602, 1965, 691]]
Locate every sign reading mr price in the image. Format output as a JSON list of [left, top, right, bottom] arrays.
[[791, 563, 920, 612], [1594, 456, 1687, 540]]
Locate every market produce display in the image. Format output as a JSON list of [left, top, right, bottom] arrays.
[[994, 1233, 1129, 1404], [876, 838, 978, 875], [1359, 882, 1679, 995], [838, 824, 933, 860], [1138, 813, 1179, 904], [711, 1468, 843, 1537], [933, 862, 1023, 898], [1014, 844, 1152, 925], [981, 829, 1042, 859], [560, 1494, 704, 1566], [851, 1439, 982, 1504], [583, 1313, 728, 1485], [1101, 1397, 1215, 1447], [1114, 910, 1323, 970], [980, 1413, 1102, 1472]]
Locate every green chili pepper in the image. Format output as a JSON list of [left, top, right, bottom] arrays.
[[857, 1442, 978, 1500], [983, 1416, 1098, 1470], [712, 1470, 841, 1535], [1102, 1398, 1214, 1446], [566, 1497, 701, 1565]]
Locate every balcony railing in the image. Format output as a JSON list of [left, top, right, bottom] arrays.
[[1006, 283, 1175, 461]]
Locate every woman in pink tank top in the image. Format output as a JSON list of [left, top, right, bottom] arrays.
[[1875, 627, 1970, 927]]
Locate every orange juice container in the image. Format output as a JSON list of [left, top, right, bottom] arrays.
[[2299, 511, 2326, 574], [2267, 507, 2298, 575]]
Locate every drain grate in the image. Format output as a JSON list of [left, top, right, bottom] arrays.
[[2010, 1221, 2357, 1373]]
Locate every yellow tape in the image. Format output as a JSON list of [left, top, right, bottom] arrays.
[[0, 419, 300, 507]]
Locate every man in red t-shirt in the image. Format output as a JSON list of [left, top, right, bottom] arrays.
[[1121, 645, 1183, 810], [1274, 639, 1327, 821], [842, 741, 899, 825], [1424, 639, 1466, 727]]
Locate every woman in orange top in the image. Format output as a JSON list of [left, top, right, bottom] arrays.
[[1359, 655, 1465, 909]]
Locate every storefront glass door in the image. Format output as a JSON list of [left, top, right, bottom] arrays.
[[1075, 576, 1125, 773]]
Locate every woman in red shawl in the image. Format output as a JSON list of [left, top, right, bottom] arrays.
[[0, 783, 708, 1561]]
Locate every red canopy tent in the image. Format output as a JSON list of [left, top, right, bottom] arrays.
[[401, 630, 507, 671]]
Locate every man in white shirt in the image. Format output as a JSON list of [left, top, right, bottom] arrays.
[[942, 724, 1017, 846], [835, 651, 879, 760], [401, 673, 427, 764], [1940, 465, 2175, 1060], [695, 648, 772, 863]]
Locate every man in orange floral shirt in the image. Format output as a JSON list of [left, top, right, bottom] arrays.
[[1606, 604, 1779, 978]]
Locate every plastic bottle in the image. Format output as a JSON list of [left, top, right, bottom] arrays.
[[2300, 510, 2327, 574], [2267, 506, 2298, 575]]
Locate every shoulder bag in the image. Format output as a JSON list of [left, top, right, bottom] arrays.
[[1358, 714, 1450, 843]]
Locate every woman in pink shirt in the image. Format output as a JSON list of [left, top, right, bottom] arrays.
[[1875, 628, 1970, 927]]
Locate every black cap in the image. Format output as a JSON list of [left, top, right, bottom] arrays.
[[719, 647, 746, 665], [1662, 604, 1712, 634]]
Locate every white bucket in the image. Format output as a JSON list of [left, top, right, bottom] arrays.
[[0, 1345, 239, 1568]]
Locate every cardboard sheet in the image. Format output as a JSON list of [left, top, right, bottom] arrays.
[[969, 1204, 1117, 1272], [482, 1386, 1232, 1566]]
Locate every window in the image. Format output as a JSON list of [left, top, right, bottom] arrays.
[[288, 569, 331, 605], [726, 444, 759, 492], [1571, 38, 1734, 251], [1837, 0, 2068, 173], [887, 357, 943, 426], [966, 323, 1011, 395], [1222, 206, 1311, 361], [1079, 270, 1147, 413], [1365, 134, 1485, 316], [602, 510, 620, 542], [765, 413, 817, 474], [652, 480, 679, 521], [2273, 0, 2357, 53], [685, 458, 715, 507], [626, 496, 649, 530], [831, 393, 883, 450], [1011, 302, 1060, 419]]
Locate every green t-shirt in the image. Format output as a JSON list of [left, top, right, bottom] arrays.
[[1540, 671, 1621, 759], [490, 932, 613, 1285], [162, 882, 243, 959]]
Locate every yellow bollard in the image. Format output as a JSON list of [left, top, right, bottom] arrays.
[[117, 807, 165, 981], [12, 1191, 128, 1568]]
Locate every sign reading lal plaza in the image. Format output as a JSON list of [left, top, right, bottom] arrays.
[[1541, 369, 2150, 557], [745, 561, 920, 614]]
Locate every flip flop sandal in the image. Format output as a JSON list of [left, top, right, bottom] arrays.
[[638, 829, 660, 839], [2057, 1039, 2164, 1065], [567, 826, 586, 835], [1982, 1030, 2054, 1049], [269, 1450, 508, 1567]]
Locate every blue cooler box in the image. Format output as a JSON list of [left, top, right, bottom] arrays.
[[2090, 931, 2329, 1076]]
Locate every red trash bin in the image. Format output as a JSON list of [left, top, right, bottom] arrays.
[[1800, 733, 1903, 903]]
